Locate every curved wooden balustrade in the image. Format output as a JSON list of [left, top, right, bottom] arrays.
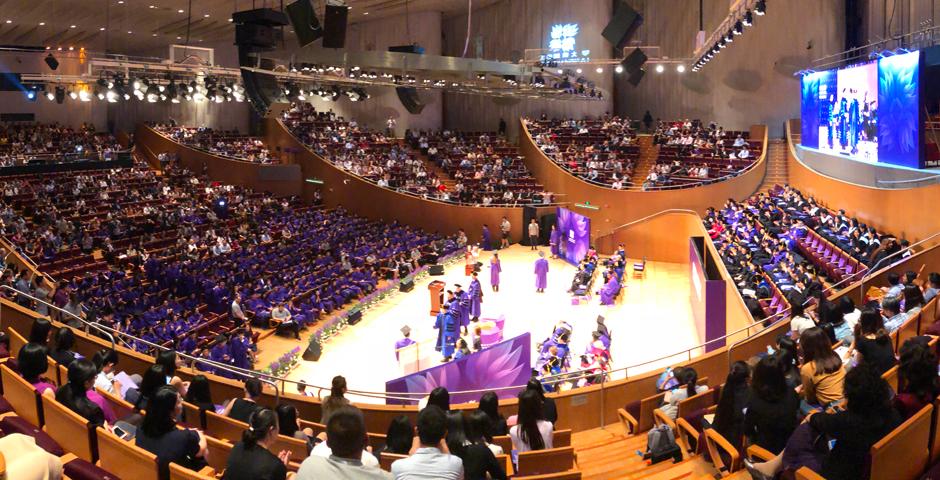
[[134, 124, 303, 198], [786, 119, 940, 242], [518, 119, 769, 249], [261, 116, 546, 241]]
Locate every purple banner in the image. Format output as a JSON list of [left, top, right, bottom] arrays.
[[556, 207, 591, 266], [385, 332, 531, 405]]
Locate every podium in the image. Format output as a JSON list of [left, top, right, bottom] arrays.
[[429, 280, 446, 316]]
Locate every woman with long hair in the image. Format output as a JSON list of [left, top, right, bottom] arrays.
[[28, 317, 52, 344], [661, 367, 708, 420], [320, 375, 350, 423], [463, 410, 508, 479], [445, 411, 470, 459], [509, 390, 553, 453], [155, 350, 186, 395], [222, 408, 289, 480], [183, 375, 215, 412], [712, 361, 751, 451], [798, 327, 845, 411], [743, 355, 799, 454], [848, 307, 896, 376], [275, 403, 315, 452], [895, 338, 940, 419], [376, 415, 413, 456], [136, 385, 208, 479], [903, 284, 926, 316], [48, 327, 77, 367], [55, 358, 106, 427], [17, 342, 55, 395], [133, 364, 167, 411], [477, 391, 507, 439], [427, 386, 450, 412], [223, 377, 263, 423]]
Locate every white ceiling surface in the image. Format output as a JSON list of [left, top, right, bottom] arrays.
[[0, 0, 499, 54]]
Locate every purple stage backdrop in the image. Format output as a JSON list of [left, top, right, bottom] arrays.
[[385, 332, 531, 405], [556, 207, 591, 266]]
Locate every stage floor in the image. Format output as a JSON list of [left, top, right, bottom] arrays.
[[255, 245, 699, 403]]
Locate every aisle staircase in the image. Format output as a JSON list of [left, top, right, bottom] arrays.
[[418, 152, 458, 191], [756, 138, 789, 193], [571, 427, 720, 480], [630, 135, 660, 186]]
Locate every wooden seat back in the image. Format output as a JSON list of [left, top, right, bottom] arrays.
[[204, 409, 248, 443], [95, 426, 160, 480], [493, 434, 513, 453], [95, 386, 137, 421], [641, 376, 709, 432], [169, 463, 215, 480], [677, 388, 716, 420], [896, 312, 922, 352], [512, 471, 582, 480], [882, 365, 900, 393], [40, 394, 97, 462], [204, 435, 233, 474], [553, 429, 571, 447], [379, 452, 408, 471], [272, 433, 309, 460], [8, 327, 27, 358], [298, 418, 326, 437], [516, 446, 576, 476], [870, 404, 932, 480], [919, 298, 938, 335], [367, 431, 387, 452], [0, 363, 42, 426], [181, 401, 206, 430]]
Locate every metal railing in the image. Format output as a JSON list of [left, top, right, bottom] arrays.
[[3, 286, 117, 352]]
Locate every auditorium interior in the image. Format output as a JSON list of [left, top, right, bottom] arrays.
[[3, 0, 940, 479]]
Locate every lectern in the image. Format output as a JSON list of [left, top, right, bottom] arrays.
[[428, 280, 446, 316]]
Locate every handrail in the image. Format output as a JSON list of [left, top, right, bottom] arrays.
[[596, 208, 700, 239], [875, 175, 940, 187], [857, 229, 940, 300], [0, 236, 58, 285], [1, 285, 116, 352]]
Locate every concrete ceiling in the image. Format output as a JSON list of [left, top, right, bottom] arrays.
[[0, 0, 494, 54]]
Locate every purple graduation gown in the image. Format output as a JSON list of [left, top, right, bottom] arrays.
[[550, 228, 561, 257], [455, 290, 471, 328], [535, 258, 549, 290], [490, 259, 501, 287], [468, 278, 482, 318], [599, 276, 620, 305], [482, 226, 492, 251], [394, 337, 416, 360]]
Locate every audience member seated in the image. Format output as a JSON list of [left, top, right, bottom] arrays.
[[711, 361, 751, 453], [391, 405, 464, 479], [17, 342, 56, 396], [296, 406, 392, 479], [136, 385, 208, 480], [659, 366, 708, 420], [222, 407, 290, 480], [846, 308, 896, 376], [222, 377, 263, 423], [55, 358, 107, 427], [645, 119, 760, 189], [152, 124, 275, 164], [744, 365, 901, 480], [450, 410, 507, 480], [894, 338, 940, 420], [0, 121, 122, 166], [320, 375, 351, 423], [527, 115, 638, 188], [48, 327, 78, 367], [477, 391, 508, 439], [375, 415, 414, 456], [798, 327, 846, 413], [509, 389, 553, 453], [0, 433, 64, 480], [743, 355, 800, 455], [184, 374, 216, 413], [276, 403, 316, 452]]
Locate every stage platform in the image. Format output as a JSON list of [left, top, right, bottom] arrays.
[[797, 145, 940, 188], [255, 244, 698, 404]]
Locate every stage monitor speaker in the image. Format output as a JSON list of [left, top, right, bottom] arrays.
[[323, 4, 349, 48], [285, 0, 323, 47], [627, 68, 645, 87], [603, 1, 644, 51], [621, 48, 648, 74], [396, 87, 425, 114], [400, 278, 415, 292], [347, 307, 363, 325], [302, 338, 322, 361], [429, 264, 445, 276]]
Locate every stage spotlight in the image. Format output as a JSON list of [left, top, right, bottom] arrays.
[[79, 89, 91, 102], [45, 89, 55, 101], [733, 21, 743, 35], [755, 0, 766, 15], [25, 90, 36, 101], [595, 67, 603, 74], [95, 88, 105, 100], [614, 65, 624, 74], [146, 84, 159, 102], [677, 65, 686, 73], [44, 53, 59, 70], [575, 68, 582, 74], [68, 89, 78, 100], [743, 10, 753, 26], [655, 64, 664, 73]]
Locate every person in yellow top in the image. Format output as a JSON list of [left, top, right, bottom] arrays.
[[798, 327, 846, 414]]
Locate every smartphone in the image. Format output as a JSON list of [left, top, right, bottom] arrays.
[[113, 426, 130, 439]]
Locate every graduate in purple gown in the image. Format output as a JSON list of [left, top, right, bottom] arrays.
[[549, 225, 561, 259], [433, 304, 458, 361], [468, 272, 483, 321], [394, 325, 416, 360], [489, 253, 501, 292], [599, 270, 621, 305], [534, 250, 549, 293], [482, 224, 492, 251], [453, 284, 471, 334]]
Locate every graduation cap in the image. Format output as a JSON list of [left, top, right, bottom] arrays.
[[454, 284, 463, 288], [400, 325, 411, 336]]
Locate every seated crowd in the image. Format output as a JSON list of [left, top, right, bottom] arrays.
[[408, 129, 552, 205], [527, 114, 639, 189], [0, 121, 123, 166], [645, 119, 760, 189], [152, 124, 275, 164]]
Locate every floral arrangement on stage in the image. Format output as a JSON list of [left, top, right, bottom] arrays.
[[260, 346, 302, 376], [308, 250, 465, 350]]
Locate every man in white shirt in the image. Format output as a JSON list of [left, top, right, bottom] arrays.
[[296, 407, 391, 480], [391, 406, 463, 480], [528, 218, 540, 251], [500, 217, 511, 249], [231, 294, 249, 326]]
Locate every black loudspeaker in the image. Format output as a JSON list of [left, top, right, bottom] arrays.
[[347, 308, 363, 325], [627, 68, 645, 87], [400, 278, 415, 292], [323, 4, 349, 48], [539, 213, 556, 246], [602, 0, 644, 51], [285, 0, 323, 47], [429, 264, 445, 276], [302, 339, 322, 361], [235, 23, 280, 50], [396, 87, 425, 114], [240, 67, 287, 117], [621, 48, 648, 74], [44, 54, 59, 71]]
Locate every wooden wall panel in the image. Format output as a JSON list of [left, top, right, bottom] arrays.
[[614, 0, 844, 137], [519, 120, 768, 244], [134, 124, 302, 198], [787, 120, 940, 242]]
